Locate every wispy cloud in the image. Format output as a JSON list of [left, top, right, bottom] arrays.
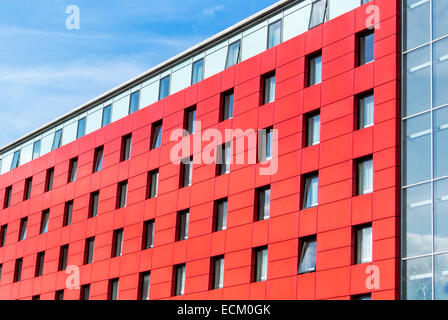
[[202, 5, 225, 16]]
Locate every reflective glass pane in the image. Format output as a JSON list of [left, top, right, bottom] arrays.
[[435, 179, 448, 252], [268, 20, 282, 49], [102, 105, 111, 127], [298, 238, 317, 274], [32, 141, 41, 160], [52, 129, 62, 151], [434, 106, 448, 178], [435, 253, 448, 300], [433, 38, 448, 108], [404, 256, 433, 300], [359, 31, 374, 65], [159, 76, 170, 100], [433, 0, 448, 40], [358, 93, 374, 129], [225, 41, 241, 69], [192, 59, 204, 85], [129, 91, 140, 114], [11, 151, 20, 170], [404, 0, 430, 51], [77, 118, 86, 139], [309, 0, 327, 29]]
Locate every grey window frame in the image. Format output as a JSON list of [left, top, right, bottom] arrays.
[[298, 236, 317, 274], [215, 198, 228, 232], [143, 219, 155, 250], [221, 90, 234, 121], [76, 117, 86, 139], [181, 156, 193, 188], [159, 75, 171, 100], [355, 224, 373, 264], [19, 217, 27, 241], [58, 244, 69, 271], [63, 200, 73, 227], [263, 73, 276, 105], [174, 264, 186, 296], [11, 150, 20, 170], [102, 105, 112, 127], [267, 19, 282, 49], [218, 142, 231, 176], [303, 172, 319, 209], [84, 237, 95, 265], [256, 186, 271, 221], [52, 129, 63, 151], [306, 112, 321, 147], [211, 255, 225, 290], [308, 0, 328, 29], [89, 191, 100, 218], [185, 106, 197, 135], [177, 210, 189, 241], [358, 30, 375, 66], [93, 146, 104, 172], [140, 271, 151, 300], [225, 40, 241, 69], [358, 91, 375, 129], [258, 127, 273, 162], [151, 120, 163, 149], [357, 156, 374, 195], [117, 181, 128, 209], [307, 52, 322, 86], [121, 134, 132, 161], [68, 158, 78, 183], [191, 59, 204, 85], [148, 169, 159, 199], [35, 251, 45, 277], [129, 90, 140, 114], [253, 246, 268, 282], [112, 228, 124, 258], [24, 177, 32, 201], [32, 140, 41, 160], [109, 278, 119, 300], [40, 209, 49, 234]]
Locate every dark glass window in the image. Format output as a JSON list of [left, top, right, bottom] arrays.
[[18, 217, 27, 241], [221, 90, 234, 121], [68, 158, 78, 183], [298, 236, 317, 274], [258, 127, 273, 162], [306, 112, 320, 147], [4, 186, 12, 209], [93, 146, 104, 172], [24, 177, 32, 200], [102, 105, 112, 127], [77, 117, 86, 139], [14, 258, 23, 282], [52, 129, 63, 151], [359, 30, 375, 66], [147, 170, 159, 199], [45, 168, 54, 192], [129, 91, 140, 114], [256, 186, 271, 221], [192, 59, 204, 85], [84, 237, 95, 264], [214, 198, 228, 232], [40, 209, 49, 234], [180, 156, 193, 188], [185, 106, 196, 135], [211, 256, 225, 289], [159, 76, 170, 100], [58, 245, 69, 271], [303, 173, 319, 209], [139, 272, 151, 300], [358, 92, 374, 129], [217, 142, 231, 176], [307, 52, 322, 86], [121, 134, 132, 161], [63, 201, 73, 227], [177, 210, 189, 241], [357, 157, 374, 195], [0, 225, 7, 247], [80, 284, 90, 300], [89, 191, 100, 218], [150, 120, 163, 149], [11, 150, 20, 170], [142, 220, 155, 250], [35, 251, 45, 277], [263, 74, 276, 104], [109, 278, 119, 300], [173, 264, 186, 296], [117, 181, 128, 209], [112, 229, 124, 257], [55, 290, 64, 300], [355, 224, 372, 264], [253, 246, 268, 282]]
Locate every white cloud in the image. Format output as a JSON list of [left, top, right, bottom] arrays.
[[202, 5, 225, 16]]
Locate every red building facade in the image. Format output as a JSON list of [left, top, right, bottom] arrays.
[[0, 0, 400, 300]]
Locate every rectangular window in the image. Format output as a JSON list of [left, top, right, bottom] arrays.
[[40, 209, 50, 234], [121, 134, 132, 161], [112, 228, 124, 257], [357, 157, 373, 195], [225, 40, 241, 69], [142, 220, 155, 250], [358, 30, 374, 66], [258, 127, 273, 162], [109, 278, 119, 300], [262, 73, 276, 105], [358, 92, 374, 129], [307, 52, 322, 86], [80, 284, 90, 300], [19, 217, 27, 241], [139, 272, 151, 300], [89, 191, 100, 218], [0, 225, 6, 247], [184, 106, 196, 135], [150, 120, 163, 150], [55, 290, 64, 300], [214, 198, 228, 232], [58, 244, 69, 271], [355, 224, 372, 264], [267, 20, 282, 49], [11, 150, 20, 170], [147, 169, 159, 199], [256, 186, 271, 221], [52, 129, 62, 151], [173, 264, 186, 296], [180, 156, 193, 188], [93, 146, 104, 172], [159, 75, 170, 100], [217, 142, 231, 176], [32, 140, 41, 160], [0, 264, 2, 283], [306, 112, 321, 147], [221, 90, 234, 121], [4, 186, 12, 209], [63, 201, 73, 227], [77, 117, 86, 139], [191, 59, 204, 85], [35, 251, 45, 277], [303, 173, 319, 209], [84, 237, 95, 265], [177, 210, 189, 241], [117, 181, 128, 209], [211, 256, 225, 290], [32, 295, 40, 300], [14, 258, 23, 282], [352, 293, 372, 300], [102, 105, 112, 127], [68, 158, 78, 183], [45, 168, 54, 192], [129, 90, 140, 114], [298, 236, 317, 274], [24, 177, 32, 201], [253, 246, 268, 282], [309, 0, 327, 29]]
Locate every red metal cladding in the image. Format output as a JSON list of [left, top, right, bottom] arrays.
[[0, 0, 400, 300]]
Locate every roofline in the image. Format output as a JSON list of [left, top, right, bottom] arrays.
[[0, 0, 299, 154]]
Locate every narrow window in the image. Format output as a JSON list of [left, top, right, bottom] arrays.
[[108, 278, 119, 300], [305, 112, 320, 147], [89, 191, 100, 218], [35, 251, 45, 277], [129, 90, 140, 114], [32, 140, 41, 160], [262, 73, 276, 104], [309, 0, 327, 29], [77, 117, 86, 139], [0, 225, 7, 247], [177, 210, 189, 241], [58, 245, 69, 271], [55, 290, 64, 300], [184, 106, 197, 135], [355, 224, 373, 264], [112, 228, 124, 257], [358, 92, 374, 129], [24, 177, 32, 201], [357, 157, 373, 195], [14, 258, 23, 282], [139, 271, 151, 300], [4, 186, 12, 209], [352, 293, 372, 300], [358, 30, 375, 66], [142, 220, 155, 250], [225, 40, 241, 69], [173, 264, 186, 296], [221, 90, 234, 121], [63, 201, 73, 227], [150, 120, 163, 150], [45, 168, 54, 192], [214, 198, 228, 232], [147, 169, 159, 199], [211, 256, 225, 290], [0, 264, 2, 283], [298, 236, 317, 274], [303, 173, 319, 209], [217, 142, 231, 176], [255, 186, 271, 221], [307, 51, 322, 86], [18, 217, 27, 241], [121, 134, 132, 161], [93, 146, 104, 172], [267, 20, 282, 49], [40, 209, 50, 234], [159, 76, 170, 100], [102, 105, 112, 127], [191, 59, 204, 85], [117, 181, 128, 209], [84, 237, 95, 265], [10, 150, 20, 170], [80, 284, 90, 300], [180, 156, 193, 188], [52, 129, 62, 151], [68, 158, 78, 183], [258, 127, 273, 162], [32, 295, 40, 300], [253, 246, 268, 282]]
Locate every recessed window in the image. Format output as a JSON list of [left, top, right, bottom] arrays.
[[221, 90, 234, 121], [177, 210, 189, 241], [102, 105, 112, 127], [184, 106, 197, 135], [303, 173, 319, 209], [24, 177, 32, 201], [112, 228, 124, 257], [55, 290, 64, 301], [267, 20, 282, 49], [58, 244, 69, 271], [121, 134, 132, 162], [142, 220, 155, 250], [355, 224, 372, 264], [11, 150, 20, 170], [84, 237, 95, 265], [89, 191, 100, 218], [45, 168, 54, 192], [35, 251, 45, 277], [32, 295, 40, 300], [307, 52, 322, 86], [352, 293, 372, 300], [63, 201, 73, 227], [0, 264, 2, 283], [52, 129, 63, 151], [255, 186, 271, 221], [253, 246, 268, 282], [80, 284, 90, 300], [139, 271, 151, 300], [180, 156, 193, 188], [129, 90, 140, 114], [258, 127, 273, 162], [117, 181, 128, 209], [147, 169, 159, 199], [40, 209, 50, 234], [14, 258, 23, 282], [192, 59, 204, 85], [77, 117, 86, 139], [18, 217, 27, 241], [361, 0, 372, 3], [305, 112, 321, 147], [68, 158, 78, 183], [214, 198, 228, 232], [93, 146, 104, 172], [4, 186, 12, 209], [225, 40, 241, 69], [217, 142, 231, 176], [298, 236, 317, 274], [358, 30, 375, 66], [262, 73, 276, 105], [150, 120, 163, 150], [308, 0, 327, 29], [0, 224, 7, 247], [32, 140, 41, 160], [108, 278, 119, 300], [159, 76, 170, 100], [357, 157, 373, 195], [358, 92, 374, 129], [211, 256, 225, 290], [173, 264, 186, 296]]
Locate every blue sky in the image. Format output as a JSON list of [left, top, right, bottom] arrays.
[[0, 0, 278, 147]]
